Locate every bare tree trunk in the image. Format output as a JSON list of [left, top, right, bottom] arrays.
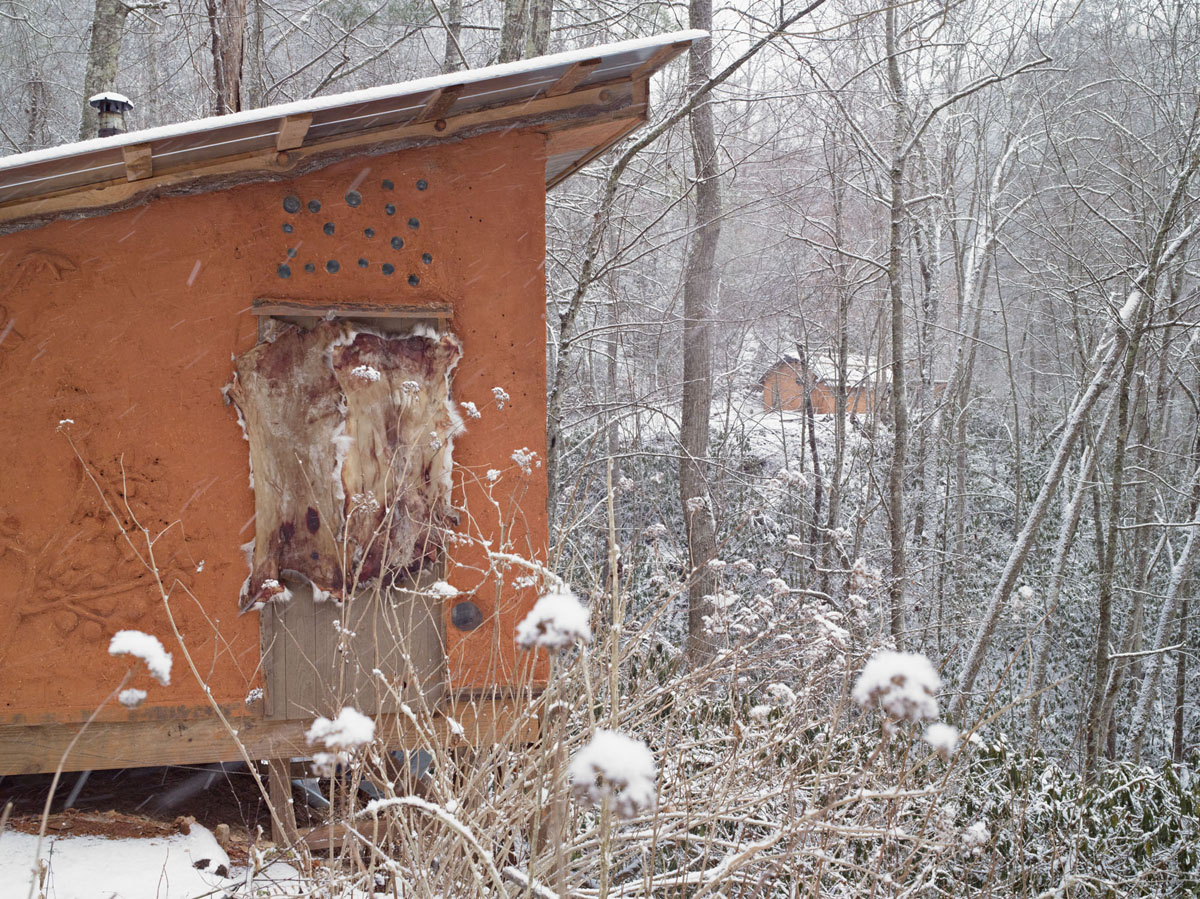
[[1029, 397, 1117, 735], [1083, 334, 1140, 779], [497, 0, 527, 63], [883, 5, 909, 649], [246, 0, 265, 107], [206, 0, 246, 114], [525, 0, 551, 58], [680, 10, 719, 664], [1173, 593, 1189, 763], [79, 0, 133, 138], [1129, 463, 1200, 762], [441, 0, 466, 73], [819, 151, 850, 595]]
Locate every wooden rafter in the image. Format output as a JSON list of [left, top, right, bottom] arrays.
[[414, 85, 464, 124], [276, 113, 313, 151], [121, 144, 152, 182], [545, 58, 602, 97], [631, 40, 692, 81]]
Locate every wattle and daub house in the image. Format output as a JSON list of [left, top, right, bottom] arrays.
[[0, 32, 701, 786]]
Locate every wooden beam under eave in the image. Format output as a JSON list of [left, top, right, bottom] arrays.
[[276, 113, 313, 151], [121, 144, 153, 182], [545, 58, 602, 97]]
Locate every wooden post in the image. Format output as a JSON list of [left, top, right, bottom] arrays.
[[267, 757, 299, 846]]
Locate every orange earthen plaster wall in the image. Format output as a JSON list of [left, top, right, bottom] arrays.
[[0, 130, 550, 726]]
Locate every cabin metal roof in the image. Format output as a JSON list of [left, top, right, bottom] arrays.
[[0, 30, 703, 233]]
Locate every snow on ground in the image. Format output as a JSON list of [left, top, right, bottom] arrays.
[[0, 823, 249, 899]]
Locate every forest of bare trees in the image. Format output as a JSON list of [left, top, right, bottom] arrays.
[[2, 0, 1199, 893]]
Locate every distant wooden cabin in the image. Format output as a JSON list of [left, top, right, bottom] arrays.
[[761, 351, 880, 414], [0, 31, 700, 794], [761, 351, 947, 415]]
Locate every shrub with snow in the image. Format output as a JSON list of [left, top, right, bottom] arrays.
[[852, 650, 940, 724], [568, 729, 657, 818], [515, 589, 592, 650]]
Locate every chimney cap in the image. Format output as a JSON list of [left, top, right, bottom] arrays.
[[88, 92, 133, 111]]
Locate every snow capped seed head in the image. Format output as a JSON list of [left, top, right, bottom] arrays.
[[492, 386, 510, 409], [852, 651, 941, 724], [1017, 585, 1034, 601], [923, 723, 959, 760], [568, 729, 657, 818], [350, 364, 380, 381], [643, 522, 668, 540], [511, 447, 538, 474], [306, 706, 375, 752], [749, 704, 772, 723], [118, 688, 147, 708], [516, 589, 592, 651], [766, 682, 797, 706], [707, 558, 727, 573], [962, 821, 990, 854], [108, 630, 172, 686]]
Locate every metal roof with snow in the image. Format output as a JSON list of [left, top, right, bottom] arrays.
[[0, 30, 703, 233]]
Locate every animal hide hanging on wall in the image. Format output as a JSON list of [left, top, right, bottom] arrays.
[[227, 321, 463, 611]]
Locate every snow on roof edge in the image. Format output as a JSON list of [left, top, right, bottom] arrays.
[[0, 30, 707, 175]]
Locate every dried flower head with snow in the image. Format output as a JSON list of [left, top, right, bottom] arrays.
[[108, 630, 172, 686], [511, 447, 538, 474], [766, 682, 797, 706], [962, 821, 990, 855], [307, 706, 376, 752], [923, 723, 959, 760], [492, 386, 510, 409], [516, 589, 592, 651], [569, 729, 657, 818], [852, 650, 941, 724], [643, 522, 668, 540], [118, 688, 147, 708]]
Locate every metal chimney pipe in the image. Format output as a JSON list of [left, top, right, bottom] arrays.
[[88, 92, 133, 138]]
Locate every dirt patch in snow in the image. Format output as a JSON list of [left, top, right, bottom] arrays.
[[5, 808, 193, 840]]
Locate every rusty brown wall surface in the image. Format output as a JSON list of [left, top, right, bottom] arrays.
[[0, 130, 549, 725]]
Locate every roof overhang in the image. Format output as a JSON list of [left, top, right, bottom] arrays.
[[0, 30, 704, 234]]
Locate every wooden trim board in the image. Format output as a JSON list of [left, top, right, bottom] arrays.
[[0, 697, 533, 775]]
